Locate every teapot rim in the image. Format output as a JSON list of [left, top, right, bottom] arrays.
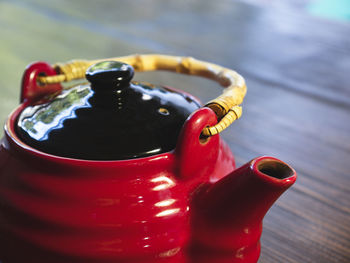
[[4, 103, 175, 167]]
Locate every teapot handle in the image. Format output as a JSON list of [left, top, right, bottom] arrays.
[[21, 62, 62, 103], [34, 54, 246, 137]]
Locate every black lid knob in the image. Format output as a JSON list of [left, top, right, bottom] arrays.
[[85, 61, 134, 88]]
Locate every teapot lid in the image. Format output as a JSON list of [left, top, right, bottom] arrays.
[[16, 61, 200, 160]]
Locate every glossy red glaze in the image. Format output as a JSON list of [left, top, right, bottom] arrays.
[[189, 156, 297, 262], [0, 64, 297, 263], [20, 61, 62, 103], [0, 105, 236, 263]]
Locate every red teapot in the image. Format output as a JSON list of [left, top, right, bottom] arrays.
[[0, 54, 296, 263]]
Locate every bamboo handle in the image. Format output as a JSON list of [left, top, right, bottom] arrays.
[[37, 54, 247, 136]]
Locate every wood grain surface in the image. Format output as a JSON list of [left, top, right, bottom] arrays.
[[0, 0, 349, 262]]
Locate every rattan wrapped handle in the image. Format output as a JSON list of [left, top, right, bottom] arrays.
[[37, 54, 247, 136]]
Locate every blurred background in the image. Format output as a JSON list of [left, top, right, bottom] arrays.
[[0, 0, 349, 262]]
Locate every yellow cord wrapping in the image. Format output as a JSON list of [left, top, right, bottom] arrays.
[[37, 54, 247, 136], [201, 105, 242, 137]]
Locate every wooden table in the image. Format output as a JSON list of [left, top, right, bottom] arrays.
[[0, 1, 349, 262]]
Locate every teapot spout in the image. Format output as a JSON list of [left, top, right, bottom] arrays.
[[189, 156, 296, 263]]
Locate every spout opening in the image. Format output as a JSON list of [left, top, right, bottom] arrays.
[[257, 159, 294, 179]]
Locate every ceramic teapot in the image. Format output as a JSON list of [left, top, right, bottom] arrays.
[[0, 54, 296, 263]]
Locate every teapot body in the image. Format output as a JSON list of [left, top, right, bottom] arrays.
[[0, 104, 236, 263], [0, 56, 297, 263]]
